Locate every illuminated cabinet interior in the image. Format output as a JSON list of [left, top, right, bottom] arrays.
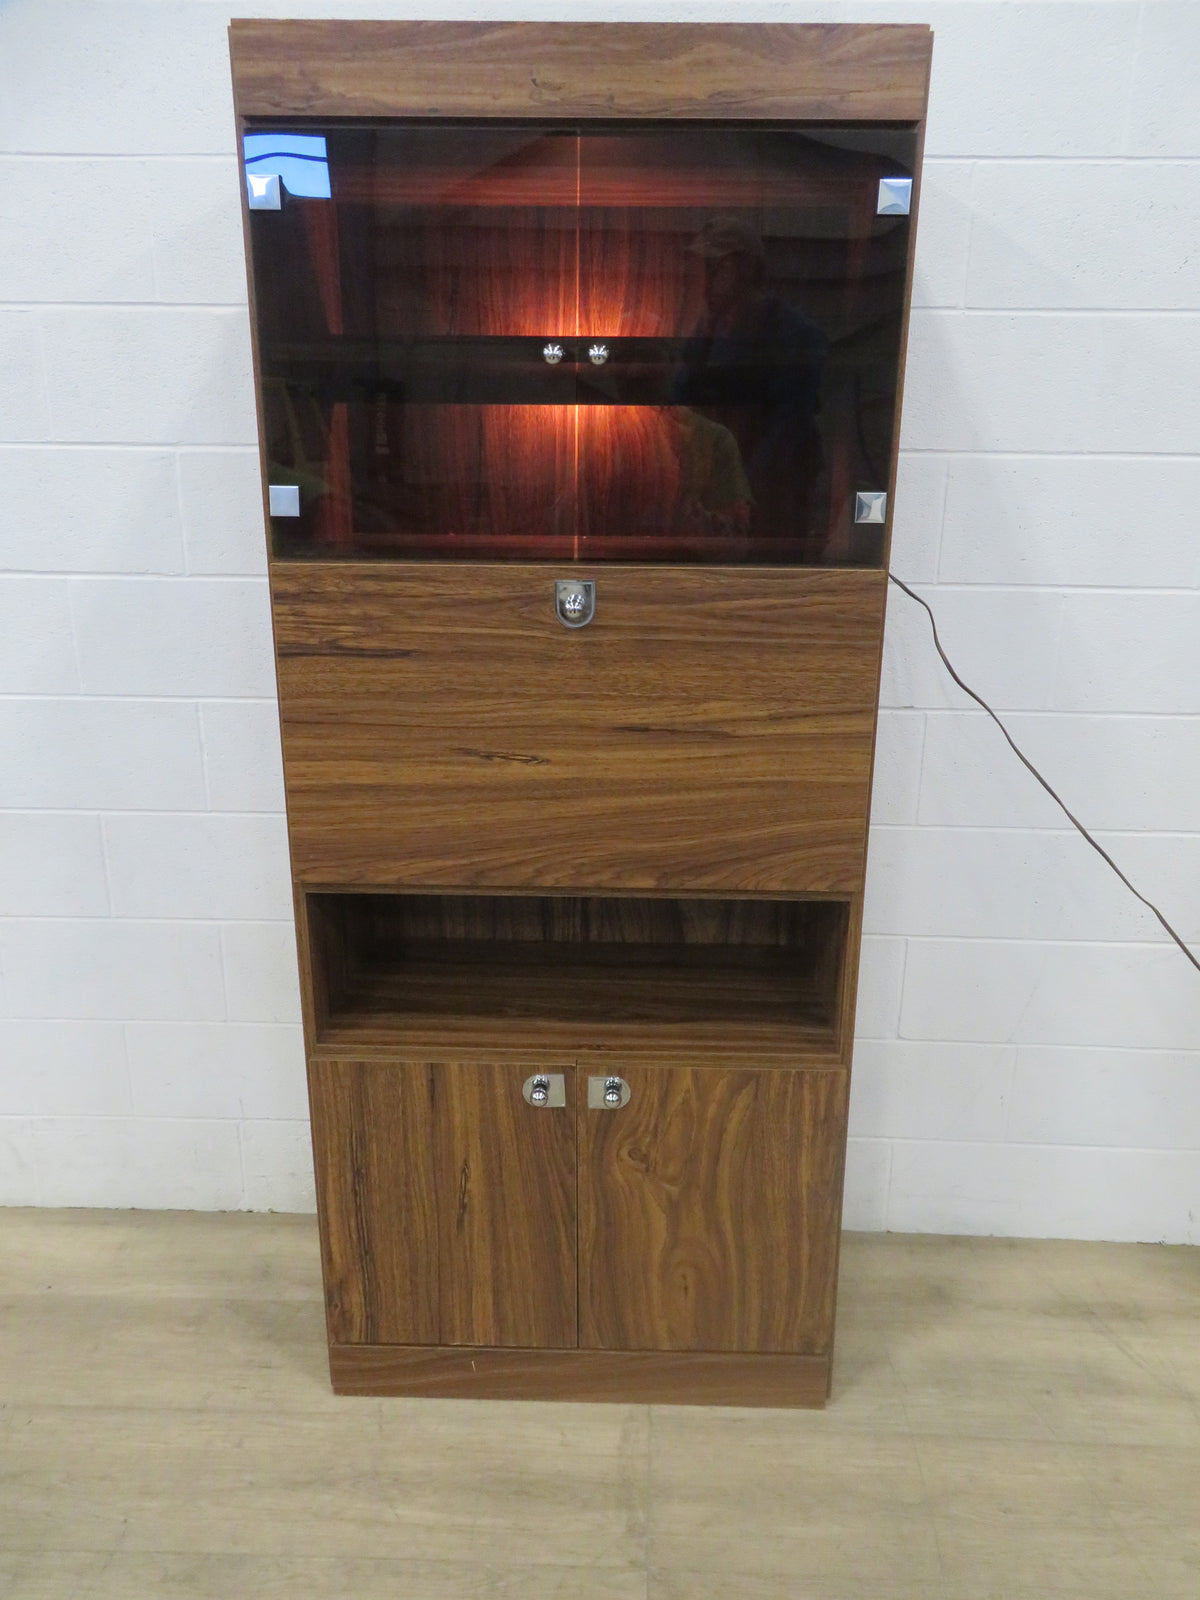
[[231, 20, 931, 1405]]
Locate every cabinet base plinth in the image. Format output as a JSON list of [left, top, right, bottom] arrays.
[[330, 1343, 830, 1407]]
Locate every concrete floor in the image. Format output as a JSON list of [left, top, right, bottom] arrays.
[[0, 1210, 1197, 1598]]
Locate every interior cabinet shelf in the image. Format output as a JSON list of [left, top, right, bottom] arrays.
[[263, 335, 817, 408], [317, 163, 900, 213], [276, 531, 802, 564], [309, 891, 847, 1060], [315, 1005, 840, 1065]]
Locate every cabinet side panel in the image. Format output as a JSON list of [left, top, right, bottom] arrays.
[[437, 1063, 577, 1348], [579, 1066, 847, 1353], [309, 1059, 439, 1344]]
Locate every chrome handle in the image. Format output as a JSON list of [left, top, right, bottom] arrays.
[[554, 578, 595, 629], [522, 1073, 565, 1108], [588, 1075, 630, 1110]]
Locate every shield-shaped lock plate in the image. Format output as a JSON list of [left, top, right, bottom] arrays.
[[554, 579, 595, 629]]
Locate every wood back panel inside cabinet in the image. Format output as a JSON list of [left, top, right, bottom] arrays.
[[578, 1065, 848, 1354], [272, 564, 886, 893]]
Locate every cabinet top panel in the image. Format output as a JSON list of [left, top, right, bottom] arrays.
[[229, 22, 932, 124]]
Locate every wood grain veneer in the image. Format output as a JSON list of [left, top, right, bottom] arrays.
[[312, 1060, 576, 1349], [230, 21, 932, 123], [329, 1342, 831, 1407], [272, 565, 886, 893], [314, 1017, 843, 1071], [434, 1061, 577, 1347], [309, 1057, 438, 1345], [579, 1066, 847, 1353]]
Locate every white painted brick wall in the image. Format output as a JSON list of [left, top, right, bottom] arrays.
[[1, 0, 1198, 1239]]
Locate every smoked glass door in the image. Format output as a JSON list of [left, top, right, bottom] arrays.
[[245, 121, 916, 564]]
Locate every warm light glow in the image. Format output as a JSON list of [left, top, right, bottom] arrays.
[[372, 182, 703, 339], [380, 148, 711, 542]]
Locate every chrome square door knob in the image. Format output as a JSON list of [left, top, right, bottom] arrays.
[[854, 491, 888, 524], [268, 484, 301, 517], [877, 177, 912, 215], [247, 171, 282, 210]]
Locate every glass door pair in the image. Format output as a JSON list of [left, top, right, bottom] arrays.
[[245, 121, 916, 565]]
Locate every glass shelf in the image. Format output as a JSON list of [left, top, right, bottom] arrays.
[[246, 122, 916, 565]]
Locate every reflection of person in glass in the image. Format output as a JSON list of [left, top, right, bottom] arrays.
[[664, 405, 752, 537], [673, 217, 827, 552]]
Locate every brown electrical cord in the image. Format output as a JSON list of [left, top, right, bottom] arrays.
[[888, 572, 1200, 977]]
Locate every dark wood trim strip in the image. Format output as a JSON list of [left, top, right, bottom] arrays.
[[229, 22, 932, 123], [330, 1341, 829, 1406]]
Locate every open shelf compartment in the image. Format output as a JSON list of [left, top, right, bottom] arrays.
[[307, 891, 849, 1061]]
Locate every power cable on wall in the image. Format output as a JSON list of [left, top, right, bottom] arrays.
[[888, 573, 1200, 977]]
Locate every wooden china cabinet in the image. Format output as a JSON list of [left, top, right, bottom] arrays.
[[230, 20, 931, 1405]]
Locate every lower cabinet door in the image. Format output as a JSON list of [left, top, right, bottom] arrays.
[[578, 1066, 848, 1354], [311, 1059, 577, 1349]]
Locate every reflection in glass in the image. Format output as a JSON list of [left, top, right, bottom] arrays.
[[246, 122, 915, 564], [243, 132, 331, 200]]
